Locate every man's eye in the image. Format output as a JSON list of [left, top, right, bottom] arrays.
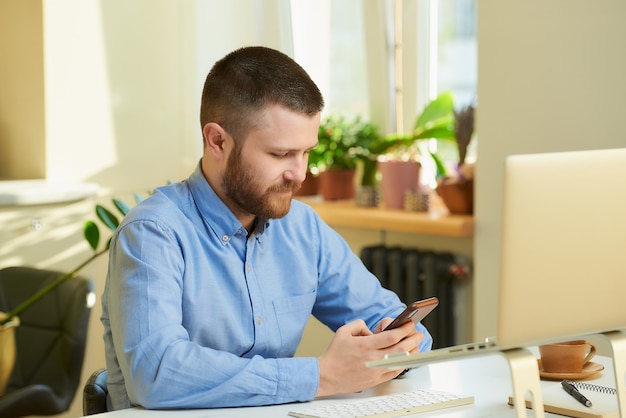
[[272, 153, 288, 158]]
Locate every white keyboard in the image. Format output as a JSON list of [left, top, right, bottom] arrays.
[[288, 389, 474, 418]]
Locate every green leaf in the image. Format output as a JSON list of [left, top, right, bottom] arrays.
[[414, 91, 455, 132], [133, 192, 144, 204], [413, 123, 456, 141], [83, 221, 100, 251], [429, 151, 448, 179], [96, 205, 120, 232], [113, 198, 131, 216]]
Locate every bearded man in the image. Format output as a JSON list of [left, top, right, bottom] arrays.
[[101, 46, 432, 411]]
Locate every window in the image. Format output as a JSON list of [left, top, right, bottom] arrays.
[[430, 0, 478, 166], [437, 0, 477, 106], [290, 0, 369, 120], [290, 0, 477, 182], [290, 0, 477, 123]]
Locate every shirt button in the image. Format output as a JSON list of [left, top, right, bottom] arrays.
[[221, 234, 229, 242], [257, 316, 262, 325]]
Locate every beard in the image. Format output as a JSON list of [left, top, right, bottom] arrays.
[[222, 146, 302, 219]]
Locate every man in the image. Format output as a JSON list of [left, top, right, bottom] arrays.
[[101, 46, 432, 411]]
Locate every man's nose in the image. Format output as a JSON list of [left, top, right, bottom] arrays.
[[285, 156, 308, 183]]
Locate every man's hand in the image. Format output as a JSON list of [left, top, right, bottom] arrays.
[[316, 319, 423, 397]]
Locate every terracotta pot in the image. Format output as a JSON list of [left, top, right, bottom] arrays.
[[318, 169, 356, 201], [0, 313, 19, 397], [294, 172, 319, 197], [437, 178, 474, 214], [378, 160, 421, 209]]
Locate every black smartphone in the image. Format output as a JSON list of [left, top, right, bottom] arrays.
[[383, 296, 439, 331]]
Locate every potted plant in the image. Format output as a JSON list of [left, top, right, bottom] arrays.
[[342, 118, 387, 206], [363, 92, 457, 209], [312, 115, 363, 201], [436, 102, 476, 214]]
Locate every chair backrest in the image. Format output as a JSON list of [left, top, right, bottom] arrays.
[[0, 266, 93, 415], [83, 368, 109, 415]]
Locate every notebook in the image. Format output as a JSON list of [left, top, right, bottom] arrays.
[[508, 376, 620, 418], [509, 382, 619, 418], [367, 147, 626, 370]]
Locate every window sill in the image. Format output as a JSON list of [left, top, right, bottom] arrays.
[[0, 180, 98, 206], [298, 197, 474, 237]]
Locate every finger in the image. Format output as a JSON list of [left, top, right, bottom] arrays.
[[375, 317, 394, 333], [395, 331, 424, 353], [339, 319, 374, 337], [381, 367, 406, 381], [370, 326, 413, 349]]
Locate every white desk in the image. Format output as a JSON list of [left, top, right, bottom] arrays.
[[93, 352, 615, 418]]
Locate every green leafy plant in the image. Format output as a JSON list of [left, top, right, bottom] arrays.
[[342, 118, 386, 187], [308, 93, 457, 189], [0, 194, 145, 326], [311, 115, 363, 173], [358, 91, 457, 186]]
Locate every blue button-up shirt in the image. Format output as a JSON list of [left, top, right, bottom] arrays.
[[101, 164, 432, 410]]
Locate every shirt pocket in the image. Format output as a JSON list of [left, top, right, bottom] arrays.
[[272, 291, 317, 357]]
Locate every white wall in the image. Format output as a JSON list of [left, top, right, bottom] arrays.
[[0, 2, 297, 416], [41, 0, 198, 191], [474, 0, 626, 340], [2, 1, 197, 416]]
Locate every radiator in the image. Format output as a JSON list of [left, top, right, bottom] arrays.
[[360, 245, 471, 349]]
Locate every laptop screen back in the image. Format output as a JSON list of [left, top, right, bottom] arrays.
[[497, 148, 626, 348]]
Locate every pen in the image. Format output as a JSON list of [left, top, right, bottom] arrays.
[[561, 380, 592, 408]]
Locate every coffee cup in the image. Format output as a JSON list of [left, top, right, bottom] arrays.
[[538, 339, 596, 373]]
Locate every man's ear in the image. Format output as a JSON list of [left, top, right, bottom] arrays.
[[202, 123, 227, 159]]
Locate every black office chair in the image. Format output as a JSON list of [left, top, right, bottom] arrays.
[[0, 266, 94, 417], [83, 368, 109, 415]]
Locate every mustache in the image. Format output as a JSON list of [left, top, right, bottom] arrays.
[[267, 182, 302, 193]]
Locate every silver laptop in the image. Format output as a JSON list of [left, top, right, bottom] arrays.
[[368, 147, 626, 370]]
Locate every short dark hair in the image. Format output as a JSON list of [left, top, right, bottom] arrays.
[[200, 46, 325, 141]]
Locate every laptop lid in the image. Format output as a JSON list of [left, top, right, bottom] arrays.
[[497, 147, 626, 347], [367, 148, 626, 369]]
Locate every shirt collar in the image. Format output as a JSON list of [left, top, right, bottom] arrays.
[[187, 162, 271, 243]]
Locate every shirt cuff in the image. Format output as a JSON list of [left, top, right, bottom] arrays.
[[277, 357, 319, 403]]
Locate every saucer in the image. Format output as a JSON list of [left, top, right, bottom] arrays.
[[537, 359, 604, 380]]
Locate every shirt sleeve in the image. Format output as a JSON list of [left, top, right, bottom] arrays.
[[310, 218, 434, 353], [105, 219, 319, 409]]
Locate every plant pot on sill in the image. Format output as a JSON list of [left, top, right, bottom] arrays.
[[437, 178, 474, 214], [318, 169, 356, 201], [0, 313, 19, 397], [378, 160, 421, 210]]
